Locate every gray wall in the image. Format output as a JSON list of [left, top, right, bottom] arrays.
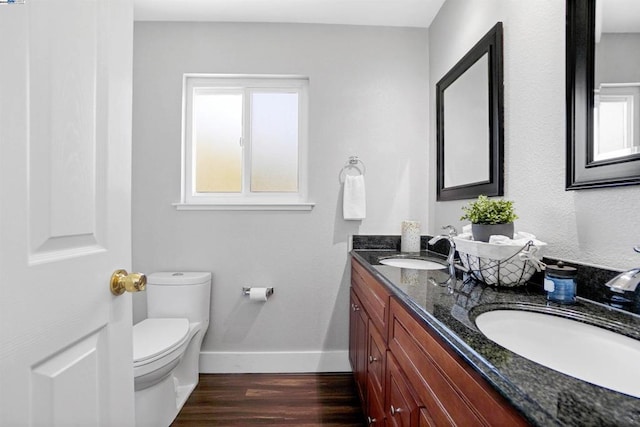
[[595, 33, 640, 85], [429, 0, 640, 270], [132, 22, 429, 372]]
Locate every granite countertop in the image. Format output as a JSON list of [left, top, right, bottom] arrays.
[[352, 249, 640, 427]]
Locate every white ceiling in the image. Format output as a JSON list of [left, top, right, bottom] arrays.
[[134, 0, 446, 28]]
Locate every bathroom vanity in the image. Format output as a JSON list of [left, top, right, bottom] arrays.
[[350, 249, 640, 426]]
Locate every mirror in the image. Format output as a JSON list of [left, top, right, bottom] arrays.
[[566, 0, 640, 189], [436, 22, 504, 201]]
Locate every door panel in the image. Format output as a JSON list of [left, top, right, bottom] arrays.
[[0, 0, 134, 425], [31, 328, 106, 426], [28, 0, 105, 262]]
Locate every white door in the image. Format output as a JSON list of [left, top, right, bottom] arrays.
[[0, 0, 135, 425]]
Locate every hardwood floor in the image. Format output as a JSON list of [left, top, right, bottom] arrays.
[[171, 373, 367, 426]]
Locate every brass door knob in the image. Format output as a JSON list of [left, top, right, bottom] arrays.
[[110, 269, 147, 295]]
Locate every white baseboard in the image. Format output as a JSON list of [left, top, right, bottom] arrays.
[[199, 350, 352, 374]]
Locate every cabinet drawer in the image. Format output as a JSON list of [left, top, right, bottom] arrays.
[[388, 298, 527, 426], [352, 258, 390, 339]]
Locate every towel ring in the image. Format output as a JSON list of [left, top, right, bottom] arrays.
[[339, 156, 366, 183]]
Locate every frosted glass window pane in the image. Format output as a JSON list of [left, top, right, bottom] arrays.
[[251, 92, 299, 192], [594, 95, 637, 161], [193, 91, 243, 193], [598, 101, 628, 153]]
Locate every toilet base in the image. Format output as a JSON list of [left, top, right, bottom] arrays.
[[134, 327, 205, 427], [176, 383, 196, 412], [135, 373, 196, 427]]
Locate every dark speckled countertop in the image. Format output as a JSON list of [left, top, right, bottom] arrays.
[[352, 249, 640, 427]]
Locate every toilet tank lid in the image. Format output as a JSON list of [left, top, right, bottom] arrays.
[[147, 271, 211, 285]]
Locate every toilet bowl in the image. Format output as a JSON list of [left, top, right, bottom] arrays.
[[133, 272, 211, 427], [133, 318, 190, 391]]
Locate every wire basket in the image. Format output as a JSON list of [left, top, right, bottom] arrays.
[[453, 236, 546, 287]]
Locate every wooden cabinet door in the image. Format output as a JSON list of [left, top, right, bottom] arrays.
[[386, 354, 420, 427], [366, 378, 386, 427], [419, 409, 437, 427], [352, 258, 390, 341], [350, 289, 368, 404], [349, 289, 359, 370], [367, 319, 386, 398]]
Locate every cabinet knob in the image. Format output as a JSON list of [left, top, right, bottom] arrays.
[[352, 303, 360, 312], [391, 405, 403, 416], [368, 355, 378, 363], [367, 416, 377, 425]]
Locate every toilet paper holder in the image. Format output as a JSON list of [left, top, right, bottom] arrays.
[[242, 287, 274, 297]]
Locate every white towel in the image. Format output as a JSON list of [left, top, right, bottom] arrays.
[[488, 232, 542, 246], [343, 174, 366, 220]]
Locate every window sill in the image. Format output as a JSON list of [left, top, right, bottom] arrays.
[[172, 202, 315, 211]]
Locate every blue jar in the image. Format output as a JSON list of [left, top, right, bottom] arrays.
[[544, 262, 577, 303]]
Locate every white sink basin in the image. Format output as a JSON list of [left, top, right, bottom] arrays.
[[378, 257, 446, 270], [475, 309, 640, 398]]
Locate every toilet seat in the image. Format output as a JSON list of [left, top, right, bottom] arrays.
[[133, 318, 190, 366]]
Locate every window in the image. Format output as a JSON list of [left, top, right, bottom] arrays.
[[177, 75, 313, 210], [593, 84, 640, 162]]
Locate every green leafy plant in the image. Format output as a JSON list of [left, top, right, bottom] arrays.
[[460, 195, 518, 225]]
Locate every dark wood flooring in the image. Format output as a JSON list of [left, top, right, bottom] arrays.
[[171, 373, 366, 426]]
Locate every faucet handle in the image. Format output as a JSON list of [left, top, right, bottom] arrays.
[[442, 225, 457, 237]]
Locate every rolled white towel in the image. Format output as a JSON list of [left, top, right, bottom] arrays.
[[488, 235, 512, 245], [489, 232, 543, 246]]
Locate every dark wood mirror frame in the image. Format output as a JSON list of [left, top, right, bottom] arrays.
[[436, 22, 504, 201], [566, 0, 640, 190]]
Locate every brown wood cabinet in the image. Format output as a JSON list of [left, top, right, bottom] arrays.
[[349, 257, 528, 426], [349, 288, 368, 405], [350, 258, 392, 426]]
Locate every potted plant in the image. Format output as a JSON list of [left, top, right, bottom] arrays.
[[460, 195, 518, 242]]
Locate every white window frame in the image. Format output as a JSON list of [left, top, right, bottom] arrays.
[[175, 74, 314, 211]]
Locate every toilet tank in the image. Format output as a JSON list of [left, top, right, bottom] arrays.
[[146, 272, 211, 325]]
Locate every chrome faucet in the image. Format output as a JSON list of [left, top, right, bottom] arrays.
[[428, 225, 458, 284], [604, 246, 640, 293]]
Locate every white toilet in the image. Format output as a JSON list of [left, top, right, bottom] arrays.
[[133, 271, 211, 427]]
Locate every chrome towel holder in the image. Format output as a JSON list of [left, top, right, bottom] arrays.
[[339, 156, 366, 183]]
